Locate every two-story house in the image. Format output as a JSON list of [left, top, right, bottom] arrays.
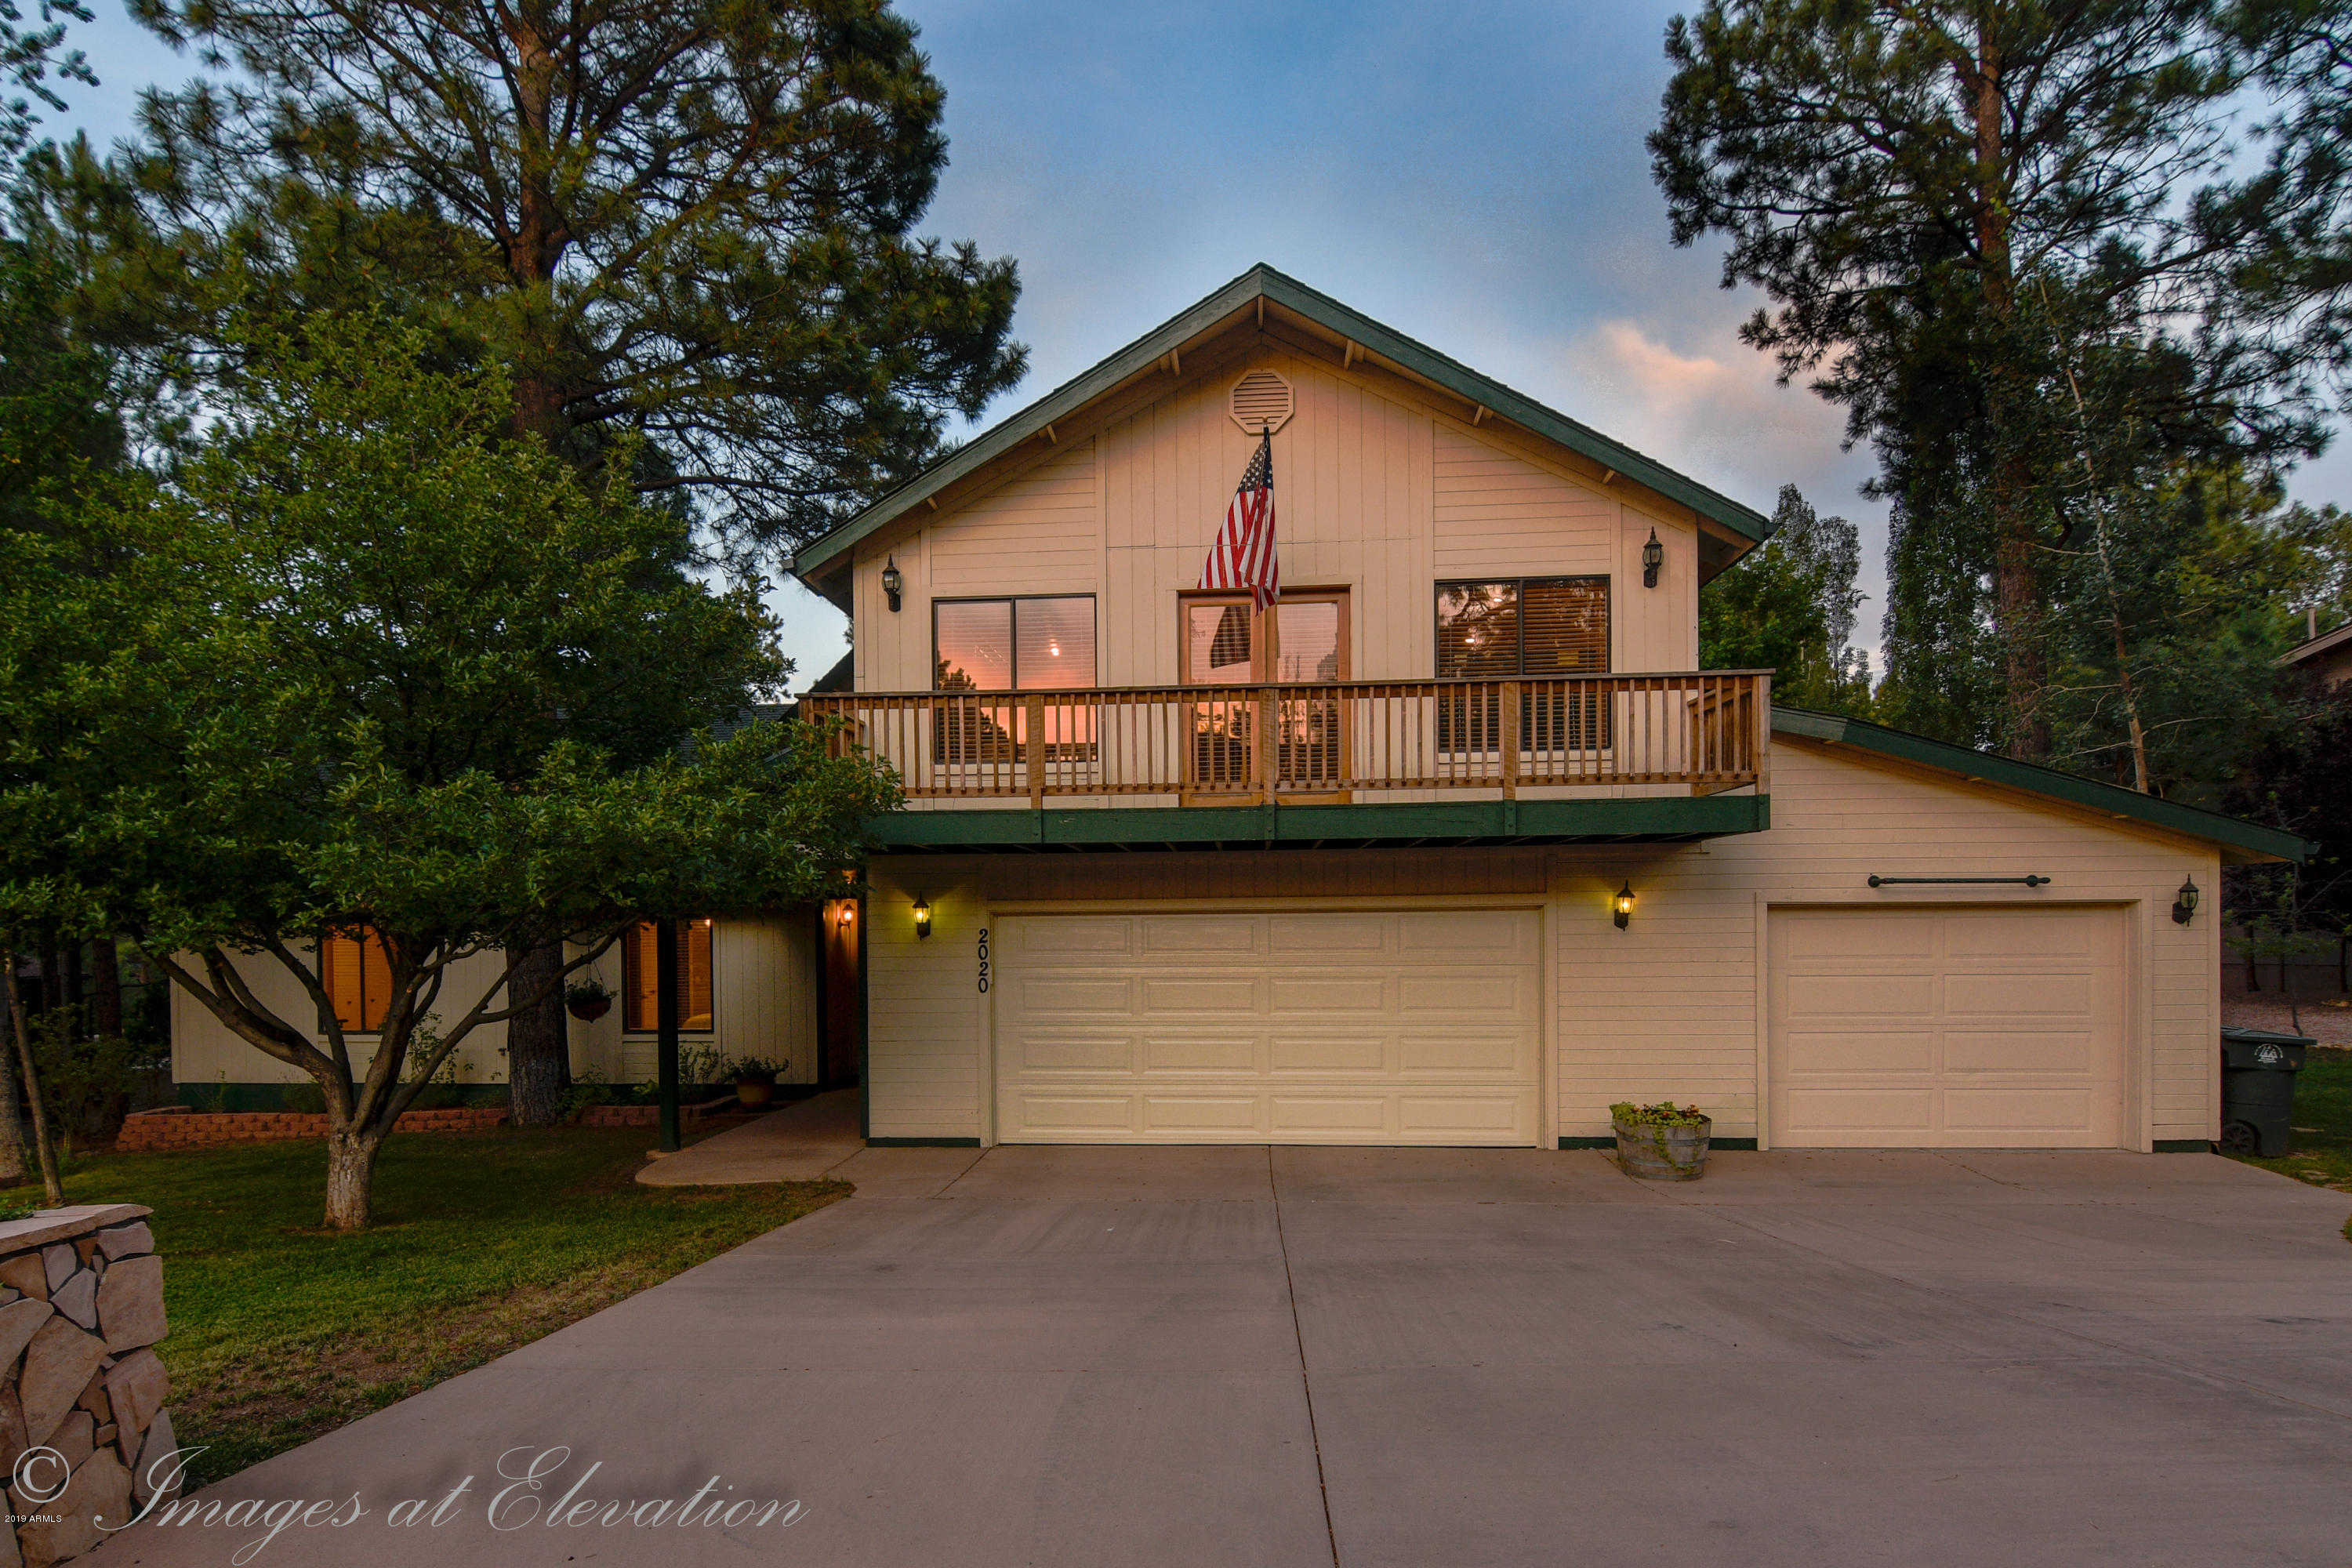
[[169, 266, 2303, 1147], [791, 266, 2301, 1153]]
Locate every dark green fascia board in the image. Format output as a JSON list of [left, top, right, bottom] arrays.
[[1772, 706, 2309, 864], [789, 263, 1775, 600], [1559, 1136, 1759, 1150], [862, 793, 1768, 851]]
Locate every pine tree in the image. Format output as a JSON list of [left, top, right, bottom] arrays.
[[1650, 0, 2345, 759]]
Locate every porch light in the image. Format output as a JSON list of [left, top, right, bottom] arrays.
[[1642, 528, 1663, 588], [912, 897, 932, 938], [838, 901, 855, 928], [881, 556, 903, 612], [2172, 877, 2199, 925], [1613, 882, 1635, 930]]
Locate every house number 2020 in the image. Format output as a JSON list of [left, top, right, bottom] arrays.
[[976, 928, 990, 993]]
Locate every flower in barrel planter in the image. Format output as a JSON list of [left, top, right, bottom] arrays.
[[564, 977, 614, 1022], [1609, 1101, 1712, 1181]]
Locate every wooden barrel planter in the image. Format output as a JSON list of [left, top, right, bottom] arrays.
[[1610, 1105, 1712, 1181]]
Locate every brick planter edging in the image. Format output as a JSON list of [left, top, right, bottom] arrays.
[[0, 1203, 175, 1565], [115, 1105, 507, 1153], [576, 1094, 740, 1128]]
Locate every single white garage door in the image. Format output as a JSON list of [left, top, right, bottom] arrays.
[[994, 909, 1541, 1145], [1768, 906, 2126, 1148]]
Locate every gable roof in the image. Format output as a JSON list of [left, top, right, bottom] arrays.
[[789, 264, 1777, 599], [1772, 708, 2308, 864], [2280, 619, 2352, 670]]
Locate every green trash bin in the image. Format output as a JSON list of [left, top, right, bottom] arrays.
[[2219, 1025, 2312, 1156]]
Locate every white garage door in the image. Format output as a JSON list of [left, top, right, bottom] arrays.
[[994, 909, 1541, 1145], [1769, 906, 2126, 1148]]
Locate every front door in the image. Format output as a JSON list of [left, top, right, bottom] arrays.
[[819, 898, 862, 1087], [1179, 590, 1349, 799]]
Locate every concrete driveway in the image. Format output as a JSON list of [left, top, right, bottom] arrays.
[[95, 1147, 2352, 1568]]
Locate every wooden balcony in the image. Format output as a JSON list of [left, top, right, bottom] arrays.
[[801, 672, 1772, 813]]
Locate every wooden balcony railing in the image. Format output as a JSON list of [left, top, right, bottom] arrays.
[[800, 671, 1772, 806]]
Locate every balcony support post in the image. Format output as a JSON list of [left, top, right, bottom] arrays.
[[1025, 694, 1046, 808], [1501, 681, 1520, 800], [1256, 686, 1278, 804]]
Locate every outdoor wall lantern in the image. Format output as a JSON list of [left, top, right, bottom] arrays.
[[838, 901, 855, 928], [912, 897, 933, 938], [881, 556, 904, 612], [1642, 528, 1664, 588], [2172, 877, 2199, 925], [1613, 881, 1636, 930]]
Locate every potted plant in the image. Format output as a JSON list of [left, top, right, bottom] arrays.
[[1609, 1101, 1712, 1181], [731, 1057, 785, 1109], [564, 978, 613, 1022]]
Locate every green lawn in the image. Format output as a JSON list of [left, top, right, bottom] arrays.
[[2225, 1045, 2352, 1242], [0, 1128, 845, 1486]]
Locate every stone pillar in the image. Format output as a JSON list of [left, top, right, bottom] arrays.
[[0, 1204, 172, 1566]]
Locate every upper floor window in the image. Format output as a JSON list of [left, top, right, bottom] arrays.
[[621, 918, 714, 1033], [934, 597, 1097, 691], [1435, 578, 1610, 678], [322, 927, 392, 1033], [1435, 578, 1611, 752]]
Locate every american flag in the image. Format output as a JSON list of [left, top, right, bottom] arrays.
[[1199, 430, 1279, 614]]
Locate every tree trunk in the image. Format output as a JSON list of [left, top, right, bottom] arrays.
[[89, 939, 123, 1037], [0, 988, 26, 1186], [3, 952, 64, 1207], [505, 942, 571, 1127], [323, 1123, 387, 1230]]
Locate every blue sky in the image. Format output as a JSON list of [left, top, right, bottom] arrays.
[[53, 0, 2351, 687]]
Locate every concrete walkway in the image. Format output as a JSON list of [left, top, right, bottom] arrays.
[[633, 1088, 867, 1185], [93, 1149, 2352, 1568]]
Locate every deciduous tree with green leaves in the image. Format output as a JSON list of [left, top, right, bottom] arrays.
[[0, 315, 896, 1229]]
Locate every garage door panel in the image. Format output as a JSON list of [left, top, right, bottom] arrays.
[[1141, 1033, 1258, 1073], [1013, 918, 1134, 958], [1780, 1088, 1936, 1134], [1140, 976, 1259, 1012], [1269, 1033, 1388, 1073], [1269, 915, 1388, 953], [1271, 1097, 1389, 1133], [1769, 907, 2123, 1149], [1399, 1095, 1530, 1134], [1942, 1089, 2096, 1132], [1011, 1094, 1137, 1133], [1940, 1030, 2099, 1075], [1142, 916, 1261, 954], [1142, 1096, 1261, 1132], [1784, 974, 1937, 1018], [997, 909, 1539, 1145], [1779, 1029, 1936, 1074], [1400, 910, 1537, 959], [1269, 976, 1389, 1013], [1780, 914, 1935, 961], [1014, 1032, 1138, 1073], [1399, 1032, 1523, 1076], [1945, 971, 2096, 1015]]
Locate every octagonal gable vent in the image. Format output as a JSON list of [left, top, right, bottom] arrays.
[[1229, 368, 1294, 435]]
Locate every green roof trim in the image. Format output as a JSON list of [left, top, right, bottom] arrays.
[[1772, 707, 2308, 863], [791, 263, 1775, 588], [864, 793, 1769, 851]]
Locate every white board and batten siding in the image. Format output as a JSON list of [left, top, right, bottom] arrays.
[[863, 741, 2223, 1150], [849, 347, 1704, 695], [172, 916, 819, 1089]]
